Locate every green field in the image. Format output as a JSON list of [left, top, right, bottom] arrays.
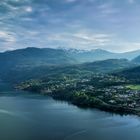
[[126, 85, 140, 90]]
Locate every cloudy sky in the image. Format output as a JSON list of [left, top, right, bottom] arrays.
[[0, 0, 140, 52]]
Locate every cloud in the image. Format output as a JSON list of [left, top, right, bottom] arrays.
[[0, 31, 17, 52], [97, 2, 119, 17], [24, 6, 33, 12], [45, 30, 112, 50], [0, 0, 139, 52], [73, 31, 111, 45], [128, 0, 135, 4], [122, 42, 140, 52], [0, 31, 16, 43], [65, 0, 77, 3]]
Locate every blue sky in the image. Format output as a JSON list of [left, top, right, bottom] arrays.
[[0, 0, 140, 52]]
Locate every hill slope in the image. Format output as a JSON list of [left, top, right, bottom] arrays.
[[132, 55, 140, 64], [0, 47, 75, 68], [78, 59, 135, 73], [115, 66, 140, 83], [69, 49, 140, 62], [0, 47, 139, 83], [1, 47, 140, 70], [2, 58, 136, 83]]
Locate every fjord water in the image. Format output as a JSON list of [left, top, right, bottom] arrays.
[[0, 82, 140, 140]]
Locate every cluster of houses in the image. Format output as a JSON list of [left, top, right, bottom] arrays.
[[20, 73, 140, 109], [94, 85, 140, 108]]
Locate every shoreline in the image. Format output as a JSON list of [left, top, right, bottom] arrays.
[[21, 88, 140, 117], [51, 94, 140, 117]]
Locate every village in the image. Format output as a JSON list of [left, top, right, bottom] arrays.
[[19, 73, 140, 112]]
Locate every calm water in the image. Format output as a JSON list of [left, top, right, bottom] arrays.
[[0, 82, 140, 140]]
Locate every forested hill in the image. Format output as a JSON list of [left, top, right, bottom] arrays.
[[114, 66, 140, 83], [0, 47, 139, 83], [1, 47, 140, 69], [1, 58, 136, 83], [132, 55, 140, 64], [0, 47, 75, 68]]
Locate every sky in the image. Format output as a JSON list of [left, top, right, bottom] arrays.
[[0, 0, 140, 52]]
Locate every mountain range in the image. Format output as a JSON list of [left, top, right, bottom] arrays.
[[1, 47, 140, 83], [1, 47, 140, 65], [68, 48, 140, 62], [0, 48, 140, 81]]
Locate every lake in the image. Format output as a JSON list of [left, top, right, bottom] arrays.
[[0, 82, 140, 140]]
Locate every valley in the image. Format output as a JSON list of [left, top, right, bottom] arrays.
[[1, 47, 140, 116]]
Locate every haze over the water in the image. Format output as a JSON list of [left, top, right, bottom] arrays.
[[0, 0, 140, 52]]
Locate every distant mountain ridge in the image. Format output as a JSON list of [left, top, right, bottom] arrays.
[[0, 47, 140, 71], [67, 48, 140, 62], [1, 47, 140, 64], [0, 47, 76, 81], [0, 47, 75, 67], [0, 47, 140, 83]]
